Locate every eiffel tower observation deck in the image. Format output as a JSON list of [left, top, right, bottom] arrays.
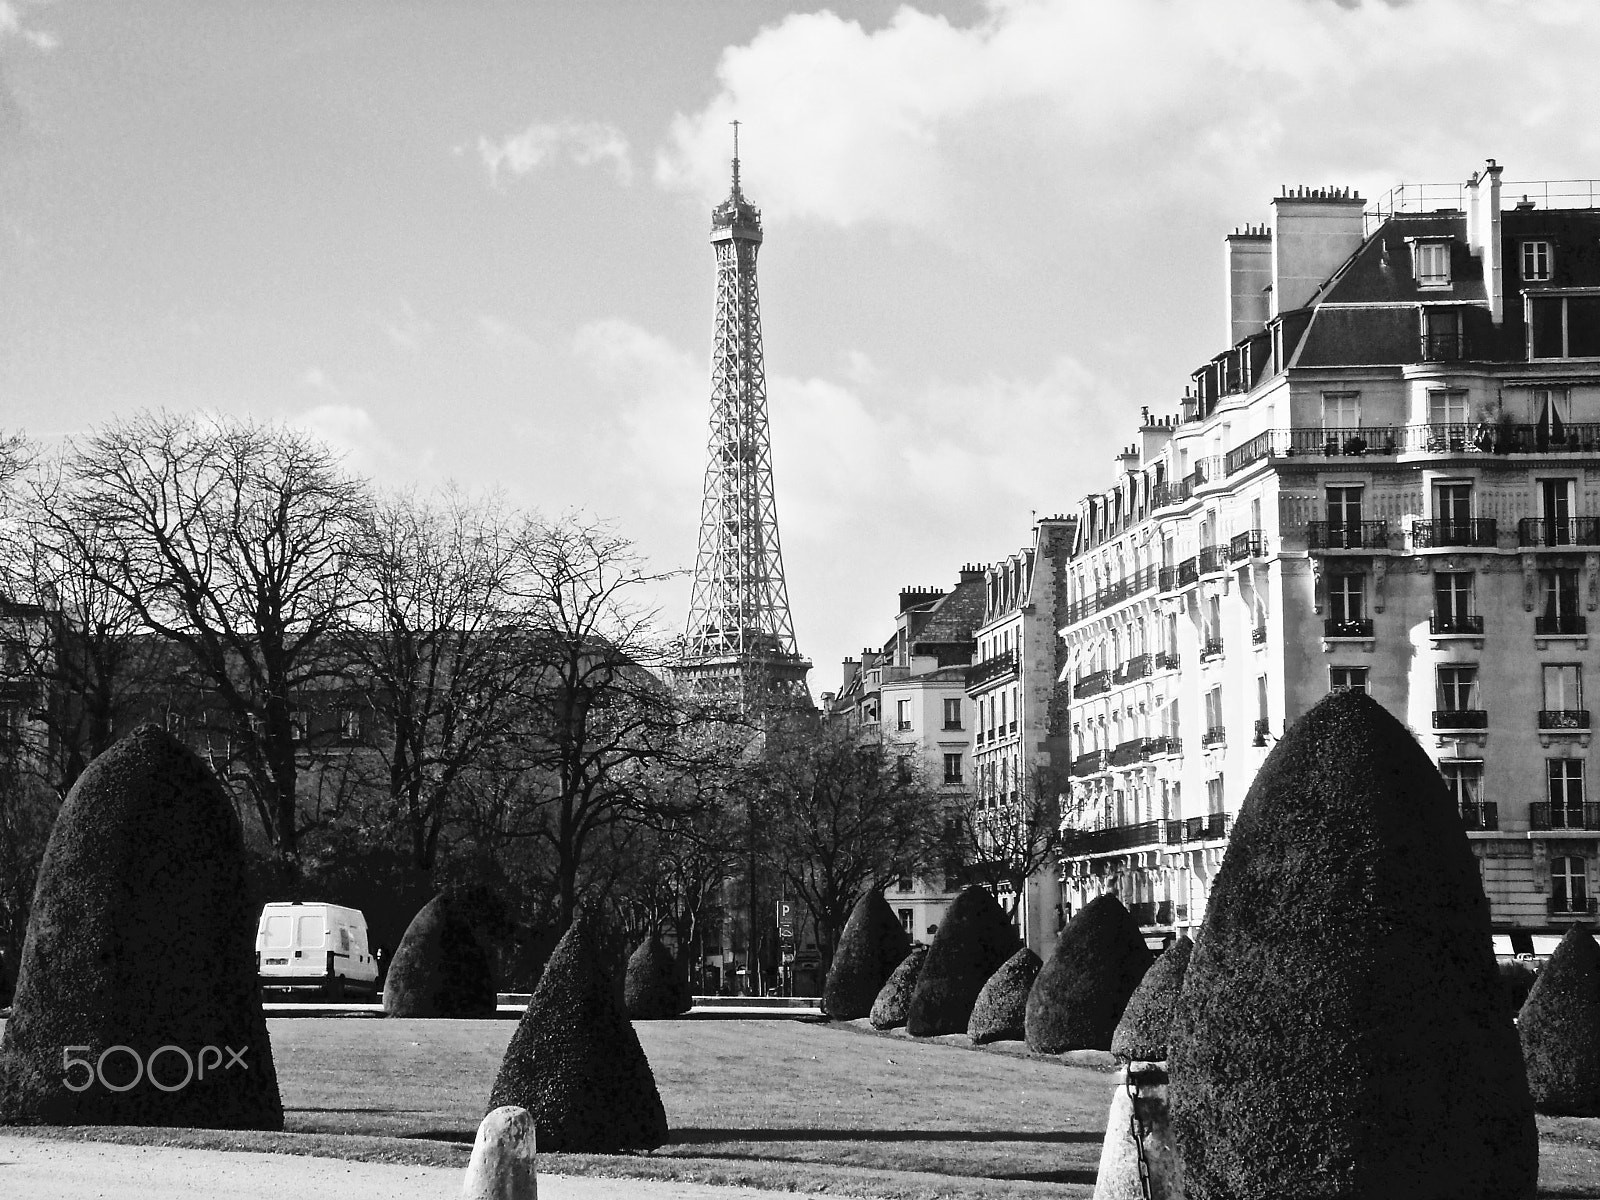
[[676, 129, 812, 715]]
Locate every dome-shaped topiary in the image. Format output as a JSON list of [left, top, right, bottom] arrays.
[[487, 911, 667, 1152], [382, 890, 499, 1019], [0, 724, 282, 1129], [1024, 894, 1150, 1054], [905, 886, 1017, 1037], [1110, 935, 1192, 1063], [1518, 926, 1600, 1115], [869, 943, 928, 1030], [624, 934, 685, 1020], [823, 890, 911, 1019], [1169, 690, 1536, 1200], [967, 947, 1041, 1044]]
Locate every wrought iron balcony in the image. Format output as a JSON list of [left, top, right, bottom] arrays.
[[1536, 613, 1587, 636], [1178, 812, 1231, 842], [1058, 819, 1171, 855], [1283, 426, 1402, 459], [1539, 710, 1591, 730], [1074, 670, 1111, 698], [1459, 801, 1499, 831], [1177, 557, 1199, 586], [1113, 653, 1152, 685], [1306, 521, 1389, 551], [1127, 901, 1157, 927], [1518, 517, 1600, 547], [1252, 717, 1271, 746], [1429, 613, 1484, 635], [1433, 709, 1489, 729], [1200, 637, 1224, 660], [1228, 530, 1265, 561], [1251, 625, 1267, 645], [1151, 481, 1175, 510], [1153, 651, 1180, 671], [1201, 726, 1226, 748], [1070, 749, 1108, 778], [1531, 801, 1600, 830], [1197, 545, 1226, 576], [1419, 330, 1468, 362], [1142, 734, 1182, 758], [1064, 565, 1160, 625], [1549, 895, 1600, 917], [1324, 618, 1374, 639], [965, 650, 1018, 690], [1412, 519, 1497, 549], [1109, 737, 1150, 767]]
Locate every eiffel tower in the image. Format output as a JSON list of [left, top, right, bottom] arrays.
[[677, 127, 811, 713]]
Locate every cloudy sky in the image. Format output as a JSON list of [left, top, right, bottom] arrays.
[[4, 0, 1600, 692]]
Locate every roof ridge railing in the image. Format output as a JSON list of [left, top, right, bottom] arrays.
[[1366, 179, 1600, 233]]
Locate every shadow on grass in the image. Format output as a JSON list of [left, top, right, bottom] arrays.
[[992, 1168, 1099, 1184], [669, 1128, 1101, 1145], [400, 1130, 475, 1144], [290, 1107, 436, 1115]]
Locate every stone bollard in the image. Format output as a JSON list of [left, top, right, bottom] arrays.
[[1092, 1061, 1183, 1200], [463, 1105, 538, 1200]]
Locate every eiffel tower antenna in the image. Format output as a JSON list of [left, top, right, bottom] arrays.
[[675, 128, 812, 714]]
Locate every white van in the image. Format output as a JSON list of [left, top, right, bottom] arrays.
[[256, 902, 380, 1000]]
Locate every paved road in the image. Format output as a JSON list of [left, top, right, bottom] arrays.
[[0, 1135, 834, 1200]]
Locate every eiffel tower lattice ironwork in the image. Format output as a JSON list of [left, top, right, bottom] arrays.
[[678, 130, 811, 711]]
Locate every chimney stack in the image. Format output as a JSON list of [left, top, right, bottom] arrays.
[[1270, 186, 1366, 317], [1225, 225, 1273, 345]]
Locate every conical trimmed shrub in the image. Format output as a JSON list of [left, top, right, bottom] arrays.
[[487, 912, 667, 1152], [1169, 689, 1536, 1200], [869, 943, 927, 1030], [905, 886, 1017, 1037], [1110, 935, 1192, 1063], [1518, 927, 1600, 1115], [624, 934, 685, 1019], [382, 890, 498, 1018], [967, 947, 1041, 1044], [0, 724, 282, 1129], [823, 891, 911, 1019], [1024, 894, 1150, 1053]]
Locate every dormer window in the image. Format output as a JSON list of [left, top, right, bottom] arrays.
[[1413, 240, 1452, 288], [1522, 240, 1553, 283]]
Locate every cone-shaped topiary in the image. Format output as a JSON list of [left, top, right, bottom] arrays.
[[967, 947, 1041, 1044], [905, 886, 1017, 1037], [487, 911, 667, 1152], [624, 934, 684, 1020], [1024, 894, 1151, 1054], [1169, 690, 1536, 1200], [869, 943, 928, 1030], [0, 724, 282, 1129], [823, 890, 911, 1019], [1518, 927, 1600, 1115], [382, 890, 498, 1018], [1110, 935, 1192, 1063]]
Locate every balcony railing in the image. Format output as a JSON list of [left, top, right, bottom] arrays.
[[1433, 709, 1489, 729], [1412, 519, 1497, 549], [1537, 613, 1587, 636], [1200, 637, 1224, 660], [1549, 896, 1600, 917], [1429, 613, 1484, 635], [1059, 819, 1170, 854], [1176, 813, 1231, 842], [1197, 545, 1226, 576], [1252, 718, 1271, 747], [1201, 726, 1226, 748], [1153, 651, 1180, 672], [1518, 517, 1600, 547], [1074, 670, 1111, 698], [1064, 565, 1160, 626], [1251, 625, 1267, 645], [1460, 801, 1499, 831], [1142, 734, 1182, 758], [1109, 737, 1150, 767], [1157, 565, 1179, 593], [1070, 749, 1108, 778], [1152, 481, 1175, 509], [1113, 654, 1152, 685], [1324, 618, 1374, 638], [1306, 521, 1389, 551], [1228, 530, 1265, 561], [1220, 423, 1600, 475], [1177, 557, 1199, 586], [965, 650, 1018, 690], [1419, 331, 1468, 361], [1539, 709, 1591, 730], [1284, 426, 1402, 459]]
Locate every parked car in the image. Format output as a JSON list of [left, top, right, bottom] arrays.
[[256, 901, 380, 1000]]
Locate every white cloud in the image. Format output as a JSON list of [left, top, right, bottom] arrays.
[[288, 402, 434, 485], [0, 1, 56, 51], [655, 0, 1600, 240], [475, 119, 633, 187]]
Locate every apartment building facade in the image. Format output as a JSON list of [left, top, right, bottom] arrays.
[[1060, 161, 1600, 944]]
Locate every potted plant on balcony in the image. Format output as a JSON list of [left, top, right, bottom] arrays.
[[1342, 434, 1367, 456]]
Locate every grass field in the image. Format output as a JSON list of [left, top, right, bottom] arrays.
[[4, 1015, 1600, 1198]]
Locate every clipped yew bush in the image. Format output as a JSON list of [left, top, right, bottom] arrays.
[[1499, 959, 1538, 1016], [1024, 894, 1150, 1054], [1518, 926, 1600, 1115], [1169, 689, 1536, 1200], [905, 886, 1017, 1037], [382, 890, 498, 1018], [624, 934, 686, 1019], [1110, 935, 1192, 1063], [487, 912, 667, 1152], [0, 724, 282, 1129], [823, 890, 911, 1019], [869, 943, 927, 1030], [967, 947, 1041, 1044]]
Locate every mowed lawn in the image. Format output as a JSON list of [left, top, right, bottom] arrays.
[[5, 1015, 1600, 1198]]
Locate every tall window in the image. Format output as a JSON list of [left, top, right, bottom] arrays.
[[899, 908, 914, 932], [1433, 572, 1474, 629], [1436, 665, 1480, 713], [943, 752, 963, 785], [1428, 388, 1469, 426], [943, 697, 962, 730], [1522, 240, 1553, 282], [1548, 759, 1585, 828], [1542, 478, 1575, 542], [1205, 595, 1222, 646], [1326, 485, 1363, 528], [1329, 573, 1366, 627], [1543, 664, 1583, 713], [896, 699, 912, 731], [1204, 686, 1223, 742], [1206, 775, 1225, 815], [1330, 666, 1369, 693], [1440, 760, 1483, 813], [1540, 567, 1582, 633], [1414, 240, 1451, 287], [1322, 391, 1361, 430], [1529, 294, 1600, 359], [1421, 308, 1464, 359], [1552, 855, 1588, 913]]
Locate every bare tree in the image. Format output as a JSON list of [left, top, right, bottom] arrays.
[[954, 761, 1064, 920], [754, 720, 940, 973], [66, 411, 370, 873]]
